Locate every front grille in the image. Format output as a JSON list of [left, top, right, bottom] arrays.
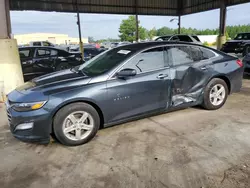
[[6, 108, 11, 124]]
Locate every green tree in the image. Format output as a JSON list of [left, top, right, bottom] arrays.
[[156, 26, 174, 36], [88, 36, 95, 43], [148, 27, 157, 39], [119, 16, 147, 42]]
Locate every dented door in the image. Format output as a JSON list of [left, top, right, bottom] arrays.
[[166, 45, 214, 107]]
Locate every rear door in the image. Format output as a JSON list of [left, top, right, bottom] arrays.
[[32, 48, 57, 76], [105, 46, 171, 123], [167, 45, 215, 107]]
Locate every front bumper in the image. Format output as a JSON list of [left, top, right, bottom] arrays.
[[6, 101, 52, 144]]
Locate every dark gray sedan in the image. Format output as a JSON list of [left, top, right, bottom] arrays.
[[6, 42, 244, 146]]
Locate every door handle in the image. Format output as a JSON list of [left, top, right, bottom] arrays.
[[157, 74, 168, 79], [201, 66, 207, 70]]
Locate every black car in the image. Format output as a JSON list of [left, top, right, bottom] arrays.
[[19, 47, 83, 82], [221, 33, 250, 54], [7, 42, 243, 146], [70, 45, 105, 58], [243, 52, 250, 74]]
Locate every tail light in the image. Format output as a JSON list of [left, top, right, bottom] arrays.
[[236, 59, 243, 67]]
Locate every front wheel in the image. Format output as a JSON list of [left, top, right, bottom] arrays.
[[53, 102, 100, 146], [202, 78, 228, 110]]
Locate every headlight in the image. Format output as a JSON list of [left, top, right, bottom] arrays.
[[12, 101, 47, 112]]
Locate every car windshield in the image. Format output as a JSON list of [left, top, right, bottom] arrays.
[[77, 47, 136, 76], [234, 33, 250, 40]]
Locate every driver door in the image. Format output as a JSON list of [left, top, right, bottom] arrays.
[[105, 47, 171, 123]]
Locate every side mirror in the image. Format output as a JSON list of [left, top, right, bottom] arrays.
[[116, 68, 137, 78]]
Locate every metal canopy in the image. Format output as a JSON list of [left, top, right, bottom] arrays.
[[10, 0, 249, 16]]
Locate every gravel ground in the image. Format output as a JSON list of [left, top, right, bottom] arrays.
[[0, 79, 250, 188]]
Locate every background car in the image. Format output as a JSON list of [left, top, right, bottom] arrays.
[[19, 46, 83, 81], [242, 42, 250, 57], [221, 32, 250, 55], [155, 34, 202, 44], [8, 42, 244, 146], [69, 44, 106, 59], [243, 52, 250, 74]]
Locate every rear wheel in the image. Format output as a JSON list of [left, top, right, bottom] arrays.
[[53, 102, 100, 146], [202, 78, 228, 110], [55, 62, 70, 71]]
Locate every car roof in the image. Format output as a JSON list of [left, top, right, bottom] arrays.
[[114, 41, 208, 52], [19, 46, 67, 51]]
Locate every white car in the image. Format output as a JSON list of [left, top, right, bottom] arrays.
[[155, 34, 202, 44]]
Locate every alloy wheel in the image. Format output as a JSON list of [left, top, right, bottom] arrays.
[[62, 111, 94, 141], [209, 84, 226, 106]]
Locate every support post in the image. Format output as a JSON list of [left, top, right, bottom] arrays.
[[0, 0, 24, 101], [76, 9, 84, 61], [135, 0, 139, 43], [178, 16, 181, 34], [135, 14, 139, 42], [217, 0, 227, 50]]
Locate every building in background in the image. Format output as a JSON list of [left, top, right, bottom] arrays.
[[14, 33, 88, 45]]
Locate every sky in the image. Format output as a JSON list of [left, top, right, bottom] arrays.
[[10, 2, 250, 40]]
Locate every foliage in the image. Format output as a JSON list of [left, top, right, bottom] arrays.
[[119, 16, 147, 42], [203, 41, 209, 46], [212, 41, 217, 46], [96, 38, 120, 43], [153, 24, 250, 39], [88, 36, 95, 43], [148, 27, 157, 39]]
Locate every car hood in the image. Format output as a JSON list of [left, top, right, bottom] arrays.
[[32, 69, 85, 86], [8, 69, 92, 103]]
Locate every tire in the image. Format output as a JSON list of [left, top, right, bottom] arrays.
[[53, 102, 100, 146], [202, 78, 228, 110], [55, 62, 70, 71]]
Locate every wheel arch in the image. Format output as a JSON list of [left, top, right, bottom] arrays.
[[208, 74, 231, 94], [51, 99, 105, 133]]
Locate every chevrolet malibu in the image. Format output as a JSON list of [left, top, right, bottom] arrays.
[[6, 42, 244, 146]]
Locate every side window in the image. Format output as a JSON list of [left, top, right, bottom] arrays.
[[50, 50, 58, 56], [122, 47, 165, 73], [37, 49, 51, 57], [167, 46, 194, 66], [19, 50, 30, 58], [189, 46, 202, 61], [200, 48, 215, 59], [43, 42, 51, 46], [33, 42, 41, 46], [171, 36, 179, 41]]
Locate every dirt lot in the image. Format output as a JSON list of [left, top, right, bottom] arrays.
[[0, 79, 250, 188]]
